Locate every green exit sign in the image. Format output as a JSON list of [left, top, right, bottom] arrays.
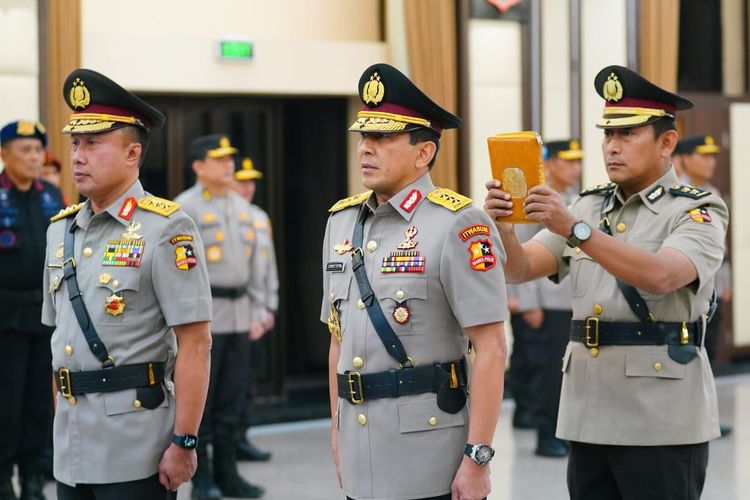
[[218, 38, 254, 61]]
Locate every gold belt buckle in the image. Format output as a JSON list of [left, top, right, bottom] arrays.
[[585, 317, 600, 348], [347, 371, 364, 404], [58, 368, 73, 399]]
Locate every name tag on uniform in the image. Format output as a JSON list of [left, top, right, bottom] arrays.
[[326, 261, 345, 273]]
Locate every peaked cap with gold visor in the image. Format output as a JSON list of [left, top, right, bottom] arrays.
[[190, 134, 239, 160], [235, 157, 263, 181], [349, 63, 462, 135], [544, 139, 583, 161], [62, 68, 166, 134], [594, 65, 693, 129], [674, 135, 721, 155]]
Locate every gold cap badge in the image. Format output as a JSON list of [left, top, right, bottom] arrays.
[[362, 72, 385, 106], [705, 136, 714, 145], [603, 73, 623, 102], [219, 136, 230, 148], [570, 140, 580, 150], [69, 77, 91, 109]]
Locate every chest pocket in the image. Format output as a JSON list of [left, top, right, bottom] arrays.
[[566, 249, 596, 298], [625, 352, 686, 380], [94, 271, 140, 325], [377, 276, 428, 335], [47, 268, 65, 310], [329, 275, 352, 334]]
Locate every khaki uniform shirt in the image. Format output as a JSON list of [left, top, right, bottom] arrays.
[[176, 184, 265, 333], [320, 173, 507, 500], [248, 203, 279, 312], [42, 180, 212, 485], [535, 168, 728, 445]]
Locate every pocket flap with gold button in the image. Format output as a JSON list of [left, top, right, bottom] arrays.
[[625, 352, 686, 380], [378, 277, 427, 302], [329, 275, 352, 302], [398, 398, 465, 434]]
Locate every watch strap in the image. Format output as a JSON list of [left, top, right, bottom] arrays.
[[171, 433, 199, 449]]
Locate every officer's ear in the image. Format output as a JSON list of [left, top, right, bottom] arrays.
[[415, 140, 437, 170], [658, 129, 679, 158]]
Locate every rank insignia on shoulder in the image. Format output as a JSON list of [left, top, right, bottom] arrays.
[[669, 185, 710, 200], [468, 238, 496, 271], [137, 196, 180, 217], [689, 206, 712, 223], [50, 202, 85, 222], [427, 188, 472, 211], [580, 183, 615, 197], [329, 191, 372, 213]]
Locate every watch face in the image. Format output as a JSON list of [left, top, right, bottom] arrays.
[[475, 445, 495, 464], [183, 436, 197, 448], [573, 222, 591, 240]]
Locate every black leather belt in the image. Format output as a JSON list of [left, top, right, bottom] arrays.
[[210, 286, 247, 299], [55, 362, 164, 397], [337, 359, 466, 405], [570, 318, 703, 347]]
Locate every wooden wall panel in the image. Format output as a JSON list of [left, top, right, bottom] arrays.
[[638, 0, 679, 90]]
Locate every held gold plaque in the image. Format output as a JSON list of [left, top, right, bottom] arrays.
[[487, 131, 545, 223]]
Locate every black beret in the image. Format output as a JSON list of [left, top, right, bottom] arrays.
[[0, 120, 47, 147]]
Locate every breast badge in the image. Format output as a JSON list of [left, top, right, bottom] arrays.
[[104, 294, 125, 316], [103, 239, 145, 267], [121, 220, 143, 240], [328, 304, 343, 343], [393, 303, 410, 325], [54, 243, 64, 259], [334, 239, 354, 255], [397, 226, 419, 250], [468, 238, 497, 271], [175, 244, 198, 270]]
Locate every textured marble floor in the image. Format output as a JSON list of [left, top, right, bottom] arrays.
[[38, 374, 750, 499]]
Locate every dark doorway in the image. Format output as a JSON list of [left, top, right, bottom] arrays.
[[137, 93, 349, 421]]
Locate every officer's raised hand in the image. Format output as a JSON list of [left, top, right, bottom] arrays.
[[523, 184, 577, 236], [483, 179, 514, 233]]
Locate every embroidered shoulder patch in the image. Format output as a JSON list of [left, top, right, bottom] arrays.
[[689, 207, 712, 223], [427, 188, 472, 212], [138, 196, 180, 217], [579, 183, 615, 197], [329, 191, 372, 213], [669, 185, 710, 200], [467, 239, 496, 271], [50, 202, 85, 222], [458, 224, 490, 241]]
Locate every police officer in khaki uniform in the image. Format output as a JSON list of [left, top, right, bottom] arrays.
[[176, 136, 265, 499], [507, 139, 581, 458], [485, 65, 728, 499], [232, 158, 277, 462], [42, 69, 213, 499], [0, 120, 62, 500], [323, 63, 508, 500]]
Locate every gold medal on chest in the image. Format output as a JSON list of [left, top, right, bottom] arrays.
[[104, 294, 125, 316], [393, 303, 410, 324]]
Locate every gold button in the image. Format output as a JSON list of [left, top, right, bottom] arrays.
[[575, 247, 582, 253], [654, 362, 662, 372], [99, 273, 111, 285], [216, 230, 224, 241], [366, 241, 377, 252], [82, 247, 93, 257], [67, 396, 77, 405], [593, 304, 603, 315], [616, 222, 627, 233], [112, 280, 120, 289], [590, 347, 599, 358], [353, 357, 364, 369], [357, 298, 365, 309], [64, 345, 73, 356], [395, 290, 405, 301], [133, 399, 142, 408], [428, 416, 438, 426], [357, 413, 367, 425]]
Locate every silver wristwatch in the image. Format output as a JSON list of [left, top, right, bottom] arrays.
[[464, 443, 495, 466]]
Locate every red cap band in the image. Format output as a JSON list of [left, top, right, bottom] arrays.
[[605, 97, 676, 114]]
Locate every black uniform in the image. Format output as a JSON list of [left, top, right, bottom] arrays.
[[0, 172, 62, 490]]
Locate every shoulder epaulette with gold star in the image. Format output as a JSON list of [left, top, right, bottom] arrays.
[[329, 191, 372, 213], [668, 184, 711, 200], [580, 183, 616, 197], [427, 188, 473, 212], [50, 202, 85, 222], [137, 195, 181, 217]]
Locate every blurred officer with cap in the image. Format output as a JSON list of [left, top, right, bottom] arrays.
[[486, 65, 727, 499], [42, 68, 213, 500], [232, 158, 276, 463], [507, 139, 581, 458], [323, 63, 508, 500], [176, 136, 265, 499], [0, 120, 62, 500]]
